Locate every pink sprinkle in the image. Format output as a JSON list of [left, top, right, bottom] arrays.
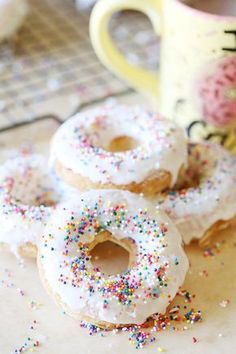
[[16, 288, 25, 296]]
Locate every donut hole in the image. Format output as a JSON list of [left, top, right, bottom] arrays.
[[8, 175, 58, 207], [175, 162, 202, 190], [89, 232, 132, 276], [10, 184, 57, 207], [175, 169, 200, 190], [107, 136, 139, 152]]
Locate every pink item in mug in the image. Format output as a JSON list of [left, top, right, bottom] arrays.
[[197, 56, 236, 128]]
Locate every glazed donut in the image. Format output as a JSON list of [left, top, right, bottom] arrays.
[[156, 142, 236, 245], [0, 0, 28, 42], [51, 104, 187, 196], [38, 190, 189, 328], [0, 152, 74, 258]]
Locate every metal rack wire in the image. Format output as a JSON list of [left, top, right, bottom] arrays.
[[0, 0, 159, 130]]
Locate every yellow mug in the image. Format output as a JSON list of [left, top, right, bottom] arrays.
[[90, 0, 236, 152]]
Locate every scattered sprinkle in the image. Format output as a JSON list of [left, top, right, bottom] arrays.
[[199, 270, 208, 277], [17, 288, 25, 296], [80, 288, 202, 350], [219, 300, 230, 308], [203, 241, 226, 258], [13, 321, 41, 353], [29, 301, 43, 311]]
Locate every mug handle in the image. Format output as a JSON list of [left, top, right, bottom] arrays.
[[90, 0, 162, 104]]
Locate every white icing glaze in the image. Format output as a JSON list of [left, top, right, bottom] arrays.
[[0, 0, 28, 41], [156, 143, 236, 244], [39, 190, 189, 325], [0, 152, 76, 257], [51, 104, 187, 186]]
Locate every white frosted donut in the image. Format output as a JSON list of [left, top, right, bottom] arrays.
[[0, 0, 28, 42], [38, 190, 189, 327], [0, 152, 75, 257], [51, 104, 187, 196], [156, 143, 236, 244]]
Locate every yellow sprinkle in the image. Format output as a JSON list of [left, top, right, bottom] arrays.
[[158, 347, 165, 352]]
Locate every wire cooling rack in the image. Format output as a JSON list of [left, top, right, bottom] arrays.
[[0, 0, 159, 129]]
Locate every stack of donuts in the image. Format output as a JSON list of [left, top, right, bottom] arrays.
[[1, 103, 236, 329]]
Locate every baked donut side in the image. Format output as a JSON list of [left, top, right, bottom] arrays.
[[38, 190, 189, 327], [54, 159, 172, 196], [50, 104, 187, 196]]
